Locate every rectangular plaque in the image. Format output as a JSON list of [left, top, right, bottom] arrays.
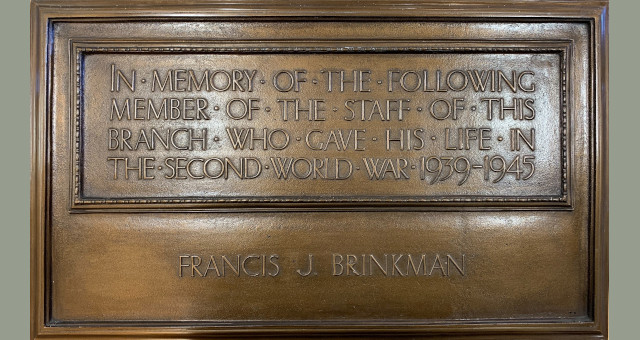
[[31, 1, 608, 339]]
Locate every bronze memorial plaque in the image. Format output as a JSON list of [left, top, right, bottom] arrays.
[[30, 1, 608, 339]]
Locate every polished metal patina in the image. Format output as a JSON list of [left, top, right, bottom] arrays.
[[30, 1, 608, 339]]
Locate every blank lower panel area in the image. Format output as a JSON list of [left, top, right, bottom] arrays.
[[49, 211, 588, 322]]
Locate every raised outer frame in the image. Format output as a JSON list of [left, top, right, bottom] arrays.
[[70, 41, 572, 211], [30, 0, 608, 339]]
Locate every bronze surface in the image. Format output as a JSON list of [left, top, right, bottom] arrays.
[[30, 1, 608, 339]]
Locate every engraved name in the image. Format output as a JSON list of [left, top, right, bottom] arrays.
[[178, 253, 465, 278]]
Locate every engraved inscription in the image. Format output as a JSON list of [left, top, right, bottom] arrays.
[[73, 47, 568, 206], [178, 254, 281, 278], [177, 253, 465, 278]]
